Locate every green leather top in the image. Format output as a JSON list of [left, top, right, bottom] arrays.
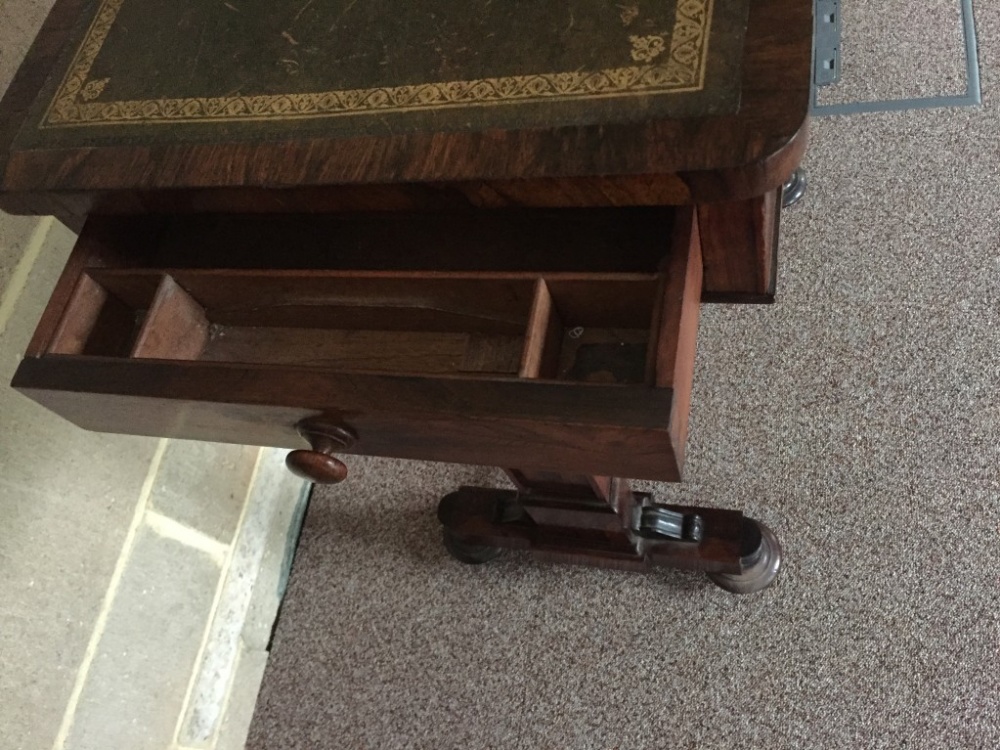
[[20, 0, 748, 145]]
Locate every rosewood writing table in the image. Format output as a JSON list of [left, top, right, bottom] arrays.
[[0, 0, 811, 593]]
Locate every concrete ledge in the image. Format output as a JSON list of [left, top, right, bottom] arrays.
[[48, 445, 308, 750], [177, 449, 308, 749]]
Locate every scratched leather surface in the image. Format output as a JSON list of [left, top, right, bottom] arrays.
[[18, 0, 748, 145]]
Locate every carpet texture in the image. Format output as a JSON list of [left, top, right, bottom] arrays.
[[815, 0, 968, 106], [248, 5, 1000, 748]]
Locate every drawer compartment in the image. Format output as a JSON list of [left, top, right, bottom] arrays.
[[14, 208, 702, 481], [56, 270, 540, 374]]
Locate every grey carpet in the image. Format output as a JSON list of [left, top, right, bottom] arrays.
[[248, 7, 1000, 748], [815, 0, 968, 106]]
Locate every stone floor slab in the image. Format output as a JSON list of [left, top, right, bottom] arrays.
[[62, 526, 222, 750], [149, 440, 260, 544]]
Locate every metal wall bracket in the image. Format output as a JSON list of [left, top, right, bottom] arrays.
[[814, 0, 842, 86]]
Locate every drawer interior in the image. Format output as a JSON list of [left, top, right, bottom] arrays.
[[18, 205, 701, 480], [36, 207, 683, 385], [48, 268, 661, 383], [139, 208, 676, 273]]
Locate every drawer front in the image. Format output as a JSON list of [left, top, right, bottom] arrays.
[[15, 358, 680, 479], [14, 208, 701, 481]]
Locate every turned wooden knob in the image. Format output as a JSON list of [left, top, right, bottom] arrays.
[[285, 421, 356, 484]]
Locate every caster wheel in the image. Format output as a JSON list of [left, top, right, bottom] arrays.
[[443, 529, 503, 565], [707, 519, 782, 594], [781, 168, 808, 208]]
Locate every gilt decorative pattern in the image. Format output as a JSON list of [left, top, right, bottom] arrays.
[[629, 35, 668, 62], [42, 0, 717, 127]]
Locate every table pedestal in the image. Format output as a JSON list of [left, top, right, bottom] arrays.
[[438, 469, 782, 594]]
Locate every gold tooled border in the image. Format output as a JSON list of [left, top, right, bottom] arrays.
[[42, 0, 714, 127]]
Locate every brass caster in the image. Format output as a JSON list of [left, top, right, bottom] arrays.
[[781, 168, 808, 208], [707, 519, 782, 594], [442, 529, 503, 565]]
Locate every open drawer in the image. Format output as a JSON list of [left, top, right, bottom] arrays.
[[13, 207, 702, 481]]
